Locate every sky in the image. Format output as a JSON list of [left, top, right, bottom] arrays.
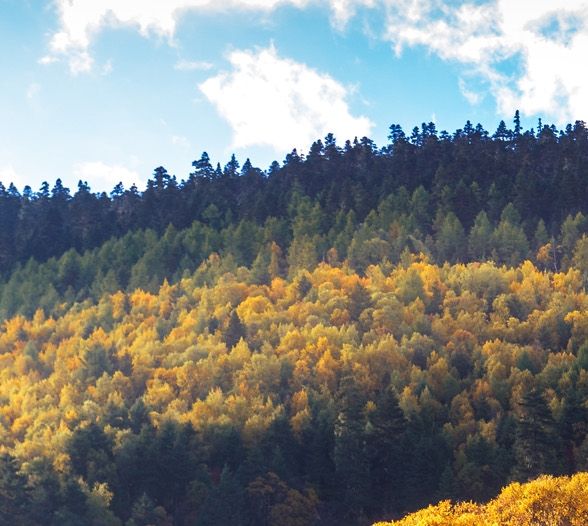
[[2, 0, 588, 194]]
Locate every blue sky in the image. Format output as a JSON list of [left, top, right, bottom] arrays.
[[2, 0, 588, 193]]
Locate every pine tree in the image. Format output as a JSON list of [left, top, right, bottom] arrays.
[[512, 389, 561, 481], [223, 310, 246, 349], [0, 454, 29, 525], [334, 376, 371, 520], [198, 466, 246, 526], [368, 389, 407, 513]]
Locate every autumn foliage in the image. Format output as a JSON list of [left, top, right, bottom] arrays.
[[374, 473, 588, 525], [6, 117, 588, 524], [0, 251, 587, 524]]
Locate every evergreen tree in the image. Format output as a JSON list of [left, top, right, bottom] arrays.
[[223, 310, 246, 349], [512, 389, 561, 481], [468, 210, 493, 261], [198, 466, 246, 526], [0, 454, 29, 525], [368, 389, 407, 513], [435, 211, 467, 264], [334, 376, 371, 520]]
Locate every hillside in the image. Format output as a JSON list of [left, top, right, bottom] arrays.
[[1, 255, 588, 524], [2, 118, 588, 525]]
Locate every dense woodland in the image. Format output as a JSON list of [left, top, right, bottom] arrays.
[[3, 113, 588, 279], [1, 115, 588, 525]]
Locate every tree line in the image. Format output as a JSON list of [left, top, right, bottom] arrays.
[[1, 114, 588, 275]]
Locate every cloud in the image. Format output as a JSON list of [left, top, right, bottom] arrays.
[[458, 78, 484, 106], [26, 83, 41, 100], [101, 60, 113, 75], [46, 0, 303, 73], [379, 0, 588, 122], [199, 45, 373, 154], [0, 165, 26, 190], [328, 0, 375, 29], [38, 55, 59, 65], [44, 0, 588, 121], [174, 59, 213, 71], [74, 161, 146, 191], [46, 0, 369, 74], [172, 135, 191, 148]]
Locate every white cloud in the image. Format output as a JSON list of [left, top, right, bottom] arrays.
[[199, 45, 373, 153], [46, 0, 369, 74], [379, 0, 588, 123], [0, 165, 26, 190], [172, 135, 191, 148], [74, 161, 146, 191], [458, 78, 484, 106], [46, 0, 305, 73], [328, 0, 375, 29], [44, 0, 588, 122], [174, 59, 213, 71], [26, 83, 41, 100], [38, 55, 59, 65], [101, 59, 113, 75]]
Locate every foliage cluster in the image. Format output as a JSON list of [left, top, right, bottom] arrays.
[[1, 254, 588, 524], [373, 472, 588, 525], [6, 186, 588, 323]]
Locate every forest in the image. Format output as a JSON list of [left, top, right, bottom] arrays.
[[1, 115, 588, 525]]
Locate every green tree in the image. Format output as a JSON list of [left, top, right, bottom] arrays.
[[435, 211, 467, 264], [368, 389, 407, 513], [491, 204, 529, 266], [334, 376, 371, 520], [347, 281, 373, 322], [572, 235, 588, 283], [512, 389, 561, 481], [198, 466, 246, 526], [223, 310, 246, 349], [468, 210, 493, 261], [126, 493, 158, 526], [0, 454, 29, 525]]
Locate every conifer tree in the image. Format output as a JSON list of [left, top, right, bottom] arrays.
[[512, 388, 561, 481]]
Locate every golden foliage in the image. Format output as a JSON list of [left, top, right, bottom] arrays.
[[374, 473, 588, 526], [3, 257, 588, 521]]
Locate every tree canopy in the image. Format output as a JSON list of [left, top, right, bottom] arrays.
[[2, 116, 588, 525]]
